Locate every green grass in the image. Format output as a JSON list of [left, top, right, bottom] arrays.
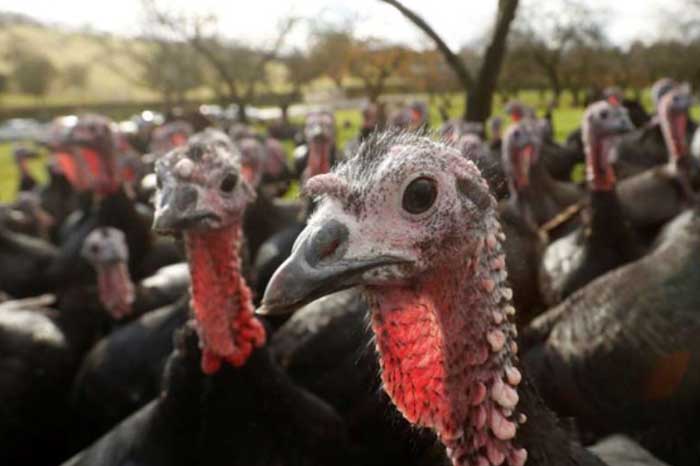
[[0, 142, 48, 201], [2, 97, 698, 203]]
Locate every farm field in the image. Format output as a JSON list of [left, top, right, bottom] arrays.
[[1, 96, 698, 202]]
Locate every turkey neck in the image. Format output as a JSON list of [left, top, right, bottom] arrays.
[[97, 188, 152, 269], [585, 136, 638, 249], [660, 110, 688, 164], [366, 229, 528, 466], [585, 138, 616, 192], [184, 224, 265, 374], [307, 140, 332, 179], [94, 260, 135, 320], [16, 157, 35, 188]]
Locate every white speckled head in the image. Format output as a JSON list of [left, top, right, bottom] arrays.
[[81, 227, 129, 265], [153, 129, 256, 233], [302, 130, 496, 284]]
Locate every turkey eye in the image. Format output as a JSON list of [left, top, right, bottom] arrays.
[[220, 173, 238, 193], [600, 110, 609, 120], [402, 177, 437, 215]]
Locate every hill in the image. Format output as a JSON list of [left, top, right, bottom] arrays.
[[0, 20, 161, 107]]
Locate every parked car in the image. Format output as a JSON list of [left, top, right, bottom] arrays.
[[0, 118, 44, 142]]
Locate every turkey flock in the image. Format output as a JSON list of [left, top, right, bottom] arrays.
[[1, 77, 700, 466]]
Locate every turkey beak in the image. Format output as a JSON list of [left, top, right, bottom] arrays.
[[153, 184, 220, 234], [259, 219, 406, 315]]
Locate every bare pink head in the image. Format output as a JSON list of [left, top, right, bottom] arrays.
[[82, 227, 135, 320], [501, 123, 539, 194], [658, 85, 693, 162], [153, 130, 263, 374], [264, 131, 527, 466], [581, 100, 634, 191], [303, 111, 336, 181], [236, 137, 266, 189]]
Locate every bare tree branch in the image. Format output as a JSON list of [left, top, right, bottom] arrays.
[[467, 0, 519, 121], [379, 0, 473, 89], [381, 0, 519, 121]]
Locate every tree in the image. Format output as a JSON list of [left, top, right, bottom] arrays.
[[499, 39, 546, 101], [407, 49, 460, 121], [12, 53, 55, 98], [380, 0, 519, 122], [307, 26, 354, 90], [283, 49, 321, 95], [0, 73, 7, 96], [61, 63, 90, 90], [512, 0, 605, 106], [142, 0, 297, 122], [348, 39, 410, 102], [93, 35, 204, 108]]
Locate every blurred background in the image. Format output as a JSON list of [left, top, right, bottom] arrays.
[[0, 0, 698, 200]]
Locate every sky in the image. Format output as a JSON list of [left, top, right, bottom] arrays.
[[0, 0, 677, 50]]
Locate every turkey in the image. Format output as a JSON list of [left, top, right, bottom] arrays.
[[344, 101, 385, 155], [293, 110, 342, 182], [80, 227, 189, 320], [69, 296, 189, 452], [0, 294, 102, 466], [2, 191, 55, 239], [523, 195, 700, 465], [501, 121, 582, 239], [46, 115, 181, 290], [603, 87, 651, 129], [565, 88, 651, 159], [234, 133, 302, 260], [614, 81, 697, 180], [498, 122, 579, 320], [261, 130, 664, 466], [253, 111, 341, 300], [229, 124, 294, 197], [63, 128, 356, 466], [615, 85, 697, 230], [506, 100, 585, 182], [12, 144, 40, 193], [539, 101, 642, 306], [269, 288, 444, 466], [0, 227, 134, 466], [0, 214, 59, 298]]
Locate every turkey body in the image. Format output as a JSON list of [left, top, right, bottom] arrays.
[[523, 207, 700, 466], [539, 190, 642, 306], [64, 324, 357, 466], [70, 296, 190, 451]]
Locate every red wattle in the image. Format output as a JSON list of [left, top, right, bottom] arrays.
[[586, 140, 616, 191], [185, 225, 266, 374], [97, 262, 135, 319], [305, 141, 332, 181], [672, 113, 688, 159], [368, 243, 525, 466]]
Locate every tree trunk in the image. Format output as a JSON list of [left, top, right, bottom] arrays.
[[466, 0, 520, 122], [237, 105, 248, 123], [280, 103, 290, 123], [380, 0, 473, 115], [549, 72, 561, 107], [381, 0, 518, 123], [570, 88, 580, 107]]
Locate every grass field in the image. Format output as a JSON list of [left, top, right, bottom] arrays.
[[1, 98, 698, 203]]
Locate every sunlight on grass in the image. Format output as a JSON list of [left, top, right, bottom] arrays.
[[0, 143, 49, 202], [1, 97, 697, 203]]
